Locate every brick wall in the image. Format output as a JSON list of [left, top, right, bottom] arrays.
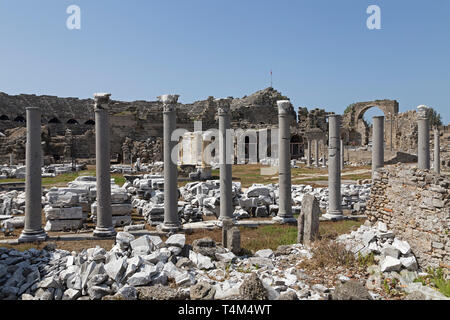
[[366, 164, 449, 270]]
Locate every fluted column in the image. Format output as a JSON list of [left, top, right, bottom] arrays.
[[274, 101, 295, 223], [218, 98, 233, 220], [93, 93, 116, 237], [417, 105, 430, 170], [372, 116, 384, 174], [340, 139, 344, 171], [323, 114, 343, 220], [160, 94, 181, 232], [434, 127, 440, 174], [19, 107, 47, 242]]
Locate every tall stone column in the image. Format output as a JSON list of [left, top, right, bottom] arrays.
[[323, 114, 343, 220], [307, 139, 312, 167], [372, 116, 385, 174], [93, 93, 116, 237], [434, 127, 440, 174], [218, 98, 233, 221], [340, 139, 344, 171], [315, 139, 319, 167], [160, 94, 181, 232], [274, 101, 296, 223], [417, 105, 430, 170], [322, 140, 327, 167], [19, 107, 47, 242]]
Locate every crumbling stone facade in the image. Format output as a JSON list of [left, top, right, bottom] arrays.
[[366, 164, 449, 270]]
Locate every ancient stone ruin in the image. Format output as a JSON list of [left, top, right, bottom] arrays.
[[0, 89, 448, 302]]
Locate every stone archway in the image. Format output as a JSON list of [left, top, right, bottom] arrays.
[[343, 100, 399, 146]]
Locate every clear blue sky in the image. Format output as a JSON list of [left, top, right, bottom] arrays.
[[0, 0, 449, 123]]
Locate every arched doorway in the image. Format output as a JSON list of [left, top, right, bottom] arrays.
[[67, 119, 79, 124], [48, 117, 61, 124], [14, 115, 25, 122]]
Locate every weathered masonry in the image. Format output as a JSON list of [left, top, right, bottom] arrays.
[[366, 164, 449, 270]]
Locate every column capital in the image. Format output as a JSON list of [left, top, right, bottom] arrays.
[[94, 93, 111, 110], [216, 98, 232, 115], [277, 100, 292, 115], [417, 105, 430, 119], [158, 94, 179, 112]]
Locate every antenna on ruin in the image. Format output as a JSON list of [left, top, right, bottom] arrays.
[[270, 69, 273, 88]]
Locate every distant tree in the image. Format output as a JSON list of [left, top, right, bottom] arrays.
[[428, 108, 443, 127]]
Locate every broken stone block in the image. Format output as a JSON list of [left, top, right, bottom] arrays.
[[116, 231, 135, 250], [165, 234, 186, 248], [91, 202, 132, 216], [226, 227, 241, 255], [298, 194, 320, 246], [44, 219, 83, 232], [392, 238, 412, 255], [380, 256, 402, 272], [400, 256, 418, 271], [45, 206, 83, 220], [381, 245, 400, 259], [255, 249, 274, 259], [104, 257, 127, 282], [130, 235, 156, 254]]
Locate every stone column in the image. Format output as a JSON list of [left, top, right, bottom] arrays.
[[93, 93, 116, 237], [218, 98, 233, 220], [160, 94, 181, 232], [372, 116, 385, 174], [315, 139, 319, 167], [417, 105, 430, 170], [19, 107, 47, 242], [307, 139, 312, 167], [9, 154, 13, 166], [322, 140, 327, 167], [340, 139, 344, 171], [274, 101, 296, 223], [323, 114, 343, 220], [434, 127, 440, 174]]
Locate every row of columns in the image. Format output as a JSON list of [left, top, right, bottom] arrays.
[[306, 138, 326, 167], [17, 98, 443, 241]]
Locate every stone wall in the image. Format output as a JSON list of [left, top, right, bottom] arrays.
[[366, 164, 449, 270]]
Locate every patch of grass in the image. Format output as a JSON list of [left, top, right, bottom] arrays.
[[414, 268, 450, 297], [357, 252, 376, 268], [240, 224, 298, 252], [0, 169, 127, 188], [342, 174, 372, 181], [298, 239, 356, 270], [319, 219, 364, 240]]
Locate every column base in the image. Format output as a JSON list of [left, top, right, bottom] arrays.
[[322, 213, 345, 221], [272, 216, 297, 224], [18, 229, 48, 243], [218, 215, 235, 221], [93, 227, 116, 238], [158, 222, 182, 233]]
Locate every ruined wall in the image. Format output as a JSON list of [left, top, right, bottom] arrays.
[[0, 88, 297, 163], [366, 164, 450, 270]]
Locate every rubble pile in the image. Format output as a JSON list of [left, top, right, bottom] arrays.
[[337, 221, 449, 300], [1, 223, 448, 300]]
